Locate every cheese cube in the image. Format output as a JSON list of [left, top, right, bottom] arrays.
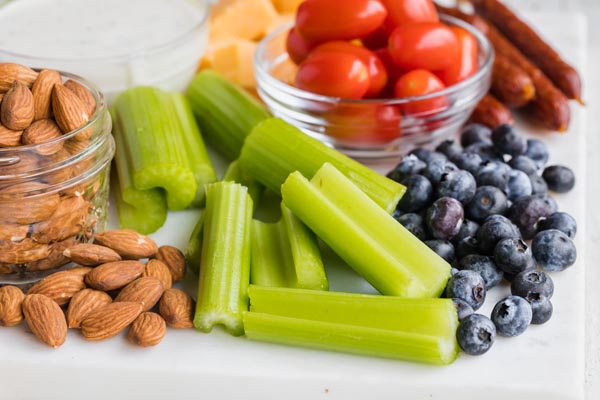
[[271, 0, 304, 13], [210, 0, 279, 41], [204, 39, 258, 88]]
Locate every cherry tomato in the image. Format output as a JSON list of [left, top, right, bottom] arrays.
[[325, 104, 402, 144], [435, 26, 479, 86], [296, 0, 387, 43], [296, 52, 371, 98], [311, 42, 387, 97], [394, 69, 447, 116], [374, 48, 407, 96], [381, 0, 439, 27], [360, 25, 389, 50], [286, 28, 319, 65], [388, 22, 460, 71]]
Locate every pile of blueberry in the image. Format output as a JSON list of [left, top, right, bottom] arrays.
[[387, 123, 577, 356]]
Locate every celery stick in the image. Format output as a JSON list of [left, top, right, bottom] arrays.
[[185, 211, 205, 275], [238, 118, 405, 214], [112, 87, 197, 210], [194, 181, 253, 336], [222, 160, 264, 210], [281, 163, 451, 298], [186, 70, 270, 160], [248, 286, 458, 337], [170, 92, 217, 207], [250, 220, 295, 287], [244, 312, 459, 365]]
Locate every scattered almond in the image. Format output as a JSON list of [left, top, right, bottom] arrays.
[[22, 294, 67, 348], [0, 285, 25, 326], [0, 63, 38, 92], [159, 288, 194, 329], [127, 312, 166, 347], [0, 181, 60, 224], [155, 245, 186, 282], [27, 267, 91, 306], [66, 288, 112, 329], [115, 277, 164, 312], [31, 69, 62, 121], [84, 260, 145, 291], [0, 123, 23, 147], [22, 119, 63, 155], [142, 259, 172, 289], [51, 83, 89, 135], [1, 81, 34, 131], [64, 79, 96, 117], [81, 301, 143, 341], [94, 229, 158, 260], [63, 243, 122, 266]]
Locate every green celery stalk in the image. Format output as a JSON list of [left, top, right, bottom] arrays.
[[186, 70, 270, 160], [170, 92, 217, 207], [238, 117, 405, 214], [194, 181, 253, 336], [281, 163, 451, 298], [250, 220, 294, 287], [185, 211, 205, 275], [112, 86, 197, 210], [222, 160, 264, 210]]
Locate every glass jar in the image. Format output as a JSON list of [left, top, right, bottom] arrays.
[[0, 71, 114, 285]]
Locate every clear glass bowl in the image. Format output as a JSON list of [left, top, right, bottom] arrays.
[[0, 71, 114, 285], [255, 15, 494, 158]]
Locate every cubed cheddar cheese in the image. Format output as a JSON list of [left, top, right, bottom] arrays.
[[210, 0, 279, 41], [204, 39, 258, 88], [271, 0, 304, 13]]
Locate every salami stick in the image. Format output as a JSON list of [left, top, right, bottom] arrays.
[[471, 0, 582, 102], [469, 93, 514, 129], [491, 52, 535, 108]]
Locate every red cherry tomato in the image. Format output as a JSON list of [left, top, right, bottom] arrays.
[[311, 42, 387, 97], [435, 26, 479, 85], [394, 69, 447, 116], [286, 28, 319, 65], [381, 0, 439, 27], [388, 22, 460, 71], [296, 52, 371, 98], [374, 48, 408, 97], [325, 104, 402, 144], [360, 25, 389, 50], [296, 0, 387, 43]]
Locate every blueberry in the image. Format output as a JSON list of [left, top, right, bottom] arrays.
[[396, 213, 428, 241], [453, 219, 480, 244], [426, 197, 464, 240], [529, 295, 553, 325], [423, 159, 459, 185], [476, 215, 521, 254], [542, 165, 575, 193], [392, 208, 403, 220], [532, 229, 577, 272], [476, 161, 511, 192], [456, 314, 496, 355], [506, 169, 533, 201], [536, 194, 559, 214], [464, 142, 503, 162], [453, 151, 483, 175], [524, 139, 549, 168], [465, 186, 508, 222], [425, 240, 456, 264], [529, 174, 548, 195], [509, 155, 538, 175], [455, 236, 480, 260], [436, 170, 477, 204], [408, 148, 447, 164], [538, 212, 577, 239], [494, 238, 533, 275], [452, 298, 475, 321], [458, 254, 503, 289], [386, 154, 427, 183], [511, 270, 555, 300], [445, 270, 486, 310], [491, 295, 532, 337], [507, 195, 554, 239], [460, 123, 492, 147], [397, 175, 433, 212], [490, 124, 527, 156], [435, 140, 463, 161]]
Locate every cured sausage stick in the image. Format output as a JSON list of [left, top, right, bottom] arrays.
[[469, 93, 514, 129], [471, 0, 582, 102], [491, 51, 535, 108]]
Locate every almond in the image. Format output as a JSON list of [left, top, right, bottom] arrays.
[[84, 260, 145, 291], [64, 79, 96, 117], [155, 245, 186, 282], [0, 123, 22, 147], [66, 288, 112, 329], [22, 294, 67, 348], [115, 277, 164, 312], [0, 181, 60, 224], [0, 63, 38, 92], [159, 288, 194, 329], [30, 196, 90, 244], [94, 229, 158, 260], [63, 243, 122, 266], [81, 301, 143, 341], [31, 69, 62, 121], [27, 236, 78, 272], [0, 285, 25, 326], [0, 150, 38, 175], [27, 267, 91, 306], [127, 312, 166, 347], [1, 81, 34, 130], [142, 259, 172, 289], [64, 136, 90, 155], [0, 238, 50, 264], [0, 221, 29, 242], [51, 83, 89, 135], [22, 119, 63, 155]]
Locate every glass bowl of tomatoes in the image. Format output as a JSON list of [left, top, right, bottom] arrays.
[[254, 13, 493, 158]]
